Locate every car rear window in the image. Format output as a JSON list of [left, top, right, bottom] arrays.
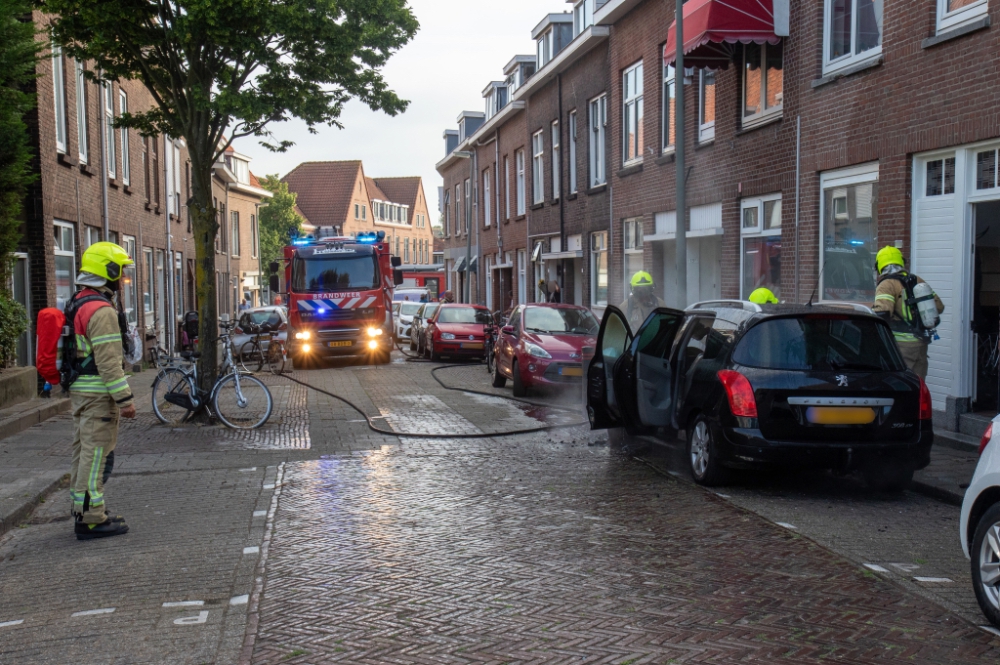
[[732, 315, 906, 372]]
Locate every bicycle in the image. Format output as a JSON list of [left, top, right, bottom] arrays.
[[151, 321, 274, 429], [238, 323, 287, 374]]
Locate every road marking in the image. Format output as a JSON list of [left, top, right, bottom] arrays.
[[71, 608, 115, 617], [864, 564, 889, 573], [253, 510, 267, 517], [174, 611, 209, 626], [890, 563, 920, 572], [914, 577, 953, 583], [240, 468, 257, 472], [980, 625, 1000, 638], [243, 546, 260, 555], [230, 595, 249, 606], [262, 484, 275, 490], [776, 522, 797, 530], [0, 620, 24, 628], [162, 601, 204, 608]]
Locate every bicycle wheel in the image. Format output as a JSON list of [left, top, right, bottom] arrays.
[[151, 368, 196, 426], [267, 341, 287, 375], [212, 373, 273, 429], [239, 341, 264, 373]]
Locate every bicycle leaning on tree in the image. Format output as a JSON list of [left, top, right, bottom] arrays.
[[151, 321, 274, 429]]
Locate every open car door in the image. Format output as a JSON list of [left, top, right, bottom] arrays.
[[632, 309, 686, 434], [586, 306, 632, 430]]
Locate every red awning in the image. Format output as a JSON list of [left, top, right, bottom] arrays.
[[664, 0, 781, 70]]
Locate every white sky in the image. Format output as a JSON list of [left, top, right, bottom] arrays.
[[237, 0, 572, 220]]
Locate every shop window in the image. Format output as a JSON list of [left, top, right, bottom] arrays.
[[926, 157, 956, 196], [591, 231, 608, 306], [741, 195, 782, 299], [820, 164, 879, 302], [743, 42, 783, 126], [824, 0, 883, 75]]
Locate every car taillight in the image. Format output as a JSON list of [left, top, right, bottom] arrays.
[[717, 370, 758, 418], [918, 377, 932, 421], [980, 423, 994, 456]]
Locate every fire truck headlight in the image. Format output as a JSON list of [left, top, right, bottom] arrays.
[[367, 327, 383, 337], [367, 340, 379, 350], [295, 331, 311, 341], [302, 344, 312, 353]]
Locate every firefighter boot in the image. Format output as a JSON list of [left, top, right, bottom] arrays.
[[75, 515, 129, 540]]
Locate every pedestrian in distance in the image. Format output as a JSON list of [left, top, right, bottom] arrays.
[[748, 287, 779, 305], [871, 246, 944, 379], [441, 290, 455, 304], [619, 271, 667, 332], [548, 280, 561, 303], [65, 242, 137, 540]]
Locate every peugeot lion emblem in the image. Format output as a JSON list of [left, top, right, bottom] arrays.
[[835, 375, 849, 387], [569, 352, 580, 360]]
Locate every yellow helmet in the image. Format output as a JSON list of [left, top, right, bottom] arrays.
[[876, 246, 905, 274], [630, 271, 654, 289], [749, 288, 779, 305], [80, 241, 134, 282]]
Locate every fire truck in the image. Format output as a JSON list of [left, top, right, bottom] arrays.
[[269, 229, 403, 365]]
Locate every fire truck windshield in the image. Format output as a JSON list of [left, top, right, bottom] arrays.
[[292, 255, 379, 293]]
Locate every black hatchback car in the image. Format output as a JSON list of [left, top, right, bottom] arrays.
[[587, 301, 934, 489]]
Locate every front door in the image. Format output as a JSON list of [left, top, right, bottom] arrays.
[[586, 306, 632, 430], [11, 253, 30, 367], [633, 309, 686, 429]]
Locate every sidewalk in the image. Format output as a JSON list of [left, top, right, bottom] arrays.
[[911, 430, 983, 505]]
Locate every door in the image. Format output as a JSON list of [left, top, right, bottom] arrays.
[[633, 309, 686, 429], [586, 306, 632, 430], [11, 253, 30, 367]]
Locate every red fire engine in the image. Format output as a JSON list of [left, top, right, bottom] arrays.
[[269, 230, 402, 365]]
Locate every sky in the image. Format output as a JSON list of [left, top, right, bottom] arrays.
[[236, 0, 572, 222]]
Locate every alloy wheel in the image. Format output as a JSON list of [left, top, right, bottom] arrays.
[[690, 421, 710, 478], [980, 522, 1000, 611]]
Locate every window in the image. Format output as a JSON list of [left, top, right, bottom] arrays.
[[536, 29, 553, 68], [361, 205, 367, 220], [820, 164, 879, 303], [623, 62, 644, 164], [464, 179, 471, 232], [926, 158, 956, 196], [569, 111, 578, 194], [516, 150, 526, 215], [574, 0, 594, 36], [532, 130, 545, 205], [405, 237, 410, 264], [743, 42, 783, 126], [395, 236, 401, 258], [444, 190, 451, 235], [174, 252, 184, 318], [741, 195, 782, 299], [119, 90, 130, 185], [504, 156, 511, 219], [83, 225, 101, 248], [938, 0, 988, 32], [354, 204, 359, 219], [455, 185, 461, 235], [231, 211, 240, 256], [824, 0, 883, 75], [624, 219, 644, 295], [251, 214, 258, 258], [104, 83, 116, 178], [591, 231, 608, 306], [53, 222, 75, 306], [75, 61, 88, 164], [662, 64, 676, 152], [150, 135, 159, 205], [976, 149, 999, 191], [122, 236, 137, 325], [699, 70, 716, 143], [589, 95, 607, 187], [551, 121, 560, 200], [143, 247, 154, 316], [52, 46, 68, 154], [483, 168, 491, 227]]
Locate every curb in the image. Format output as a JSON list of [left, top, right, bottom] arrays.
[[910, 479, 964, 507], [0, 398, 71, 442], [0, 472, 68, 538]]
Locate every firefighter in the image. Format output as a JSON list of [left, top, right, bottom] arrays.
[[619, 271, 667, 332], [749, 288, 779, 305], [68, 242, 136, 540], [871, 246, 944, 379]]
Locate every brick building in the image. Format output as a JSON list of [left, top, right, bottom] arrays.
[[13, 16, 269, 365]]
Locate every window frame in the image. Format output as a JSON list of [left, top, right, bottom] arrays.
[[119, 89, 130, 185], [740, 194, 783, 299], [698, 70, 716, 143], [483, 167, 492, 228], [589, 94, 607, 187], [444, 190, 451, 235], [591, 231, 609, 307], [532, 130, 545, 205], [822, 0, 884, 76], [551, 120, 561, 200], [516, 149, 527, 215], [937, 0, 988, 32], [103, 82, 116, 178], [143, 247, 155, 316], [536, 29, 553, 68], [622, 61, 644, 165], [923, 156, 957, 197], [574, 0, 594, 36], [662, 63, 676, 154], [504, 156, 511, 220], [251, 214, 258, 258], [52, 46, 68, 154], [741, 42, 784, 128], [53, 221, 76, 306], [818, 162, 880, 304], [75, 60, 88, 164], [121, 235, 138, 325], [569, 111, 578, 194], [231, 210, 240, 257]]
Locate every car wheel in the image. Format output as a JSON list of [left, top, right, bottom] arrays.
[[429, 340, 440, 362], [972, 503, 1000, 628], [862, 460, 914, 492], [492, 359, 507, 387], [511, 360, 527, 397], [687, 416, 730, 487]]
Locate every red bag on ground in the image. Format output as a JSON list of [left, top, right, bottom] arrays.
[[36, 307, 65, 385]]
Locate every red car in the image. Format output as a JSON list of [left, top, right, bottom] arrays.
[[492, 304, 599, 396], [423, 304, 492, 361]]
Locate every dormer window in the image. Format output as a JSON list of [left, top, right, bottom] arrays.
[[536, 30, 553, 68], [573, 0, 594, 36]]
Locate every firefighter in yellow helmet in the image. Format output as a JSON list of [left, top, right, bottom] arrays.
[[66, 242, 136, 540], [619, 271, 667, 332], [748, 288, 779, 305], [871, 246, 944, 379]]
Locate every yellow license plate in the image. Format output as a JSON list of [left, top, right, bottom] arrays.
[[806, 407, 876, 425], [560, 367, 583, 377], [328, 341, 352, 348], [461, 342, 483, 350]]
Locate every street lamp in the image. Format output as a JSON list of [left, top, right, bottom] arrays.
[[454, 150, 474, 304]]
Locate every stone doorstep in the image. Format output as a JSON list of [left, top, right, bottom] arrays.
[[0, 366, 37, 411], [0, 472, 68, 538], [0, 397, 71, 442]]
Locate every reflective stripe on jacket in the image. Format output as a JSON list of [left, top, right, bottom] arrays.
[[71, 289, 133, 407], [871, 273, 944, 344]]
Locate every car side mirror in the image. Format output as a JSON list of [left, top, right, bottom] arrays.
[[502, 325, 515, 336], [393, 268, 404, 286], [268, 275, 280, 293], [391, 256, 402, 268], [269, 261, 280, 274]]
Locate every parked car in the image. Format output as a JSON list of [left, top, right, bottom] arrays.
[[231, 306, 288, 351], [587, 301, 934, 488], [491, 304, 599, 397], [410, 302, 440, 353], [423, 304, 491, 361], [961, 415, 1000, 627], [394, 301, 423, 342]]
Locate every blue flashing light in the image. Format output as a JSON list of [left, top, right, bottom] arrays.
[[317, 308, 326, 314], [293, 239, 311, 246], [850, 240, 865, 246], [355, 231, 386, 244]]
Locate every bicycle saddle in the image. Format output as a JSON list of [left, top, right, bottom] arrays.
[[180, 351, 202, 360]]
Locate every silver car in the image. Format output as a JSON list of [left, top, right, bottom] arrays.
[[395, 301, 423, 343], [409, 302, 440, 352], [231, 307, 288, 353]]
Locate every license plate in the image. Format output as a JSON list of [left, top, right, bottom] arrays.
[[461, 342, 483, 350], [560, 366, 583, 377], [806, 407, 876, 425], [328, 341, 352, 348]]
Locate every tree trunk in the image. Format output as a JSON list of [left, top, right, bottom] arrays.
[[189, 163, 219, 393]]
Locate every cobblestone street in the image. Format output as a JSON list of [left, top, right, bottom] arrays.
[[1, 356, 999, 664]]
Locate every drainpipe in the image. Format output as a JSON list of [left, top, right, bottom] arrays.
[[558, 73, 565, 299], [226, 181, 233, 317], [98, 75, 110, 240], [674, 0, 687, 309], [794, 115, 801, 303], [165, 135, 175, 352]]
